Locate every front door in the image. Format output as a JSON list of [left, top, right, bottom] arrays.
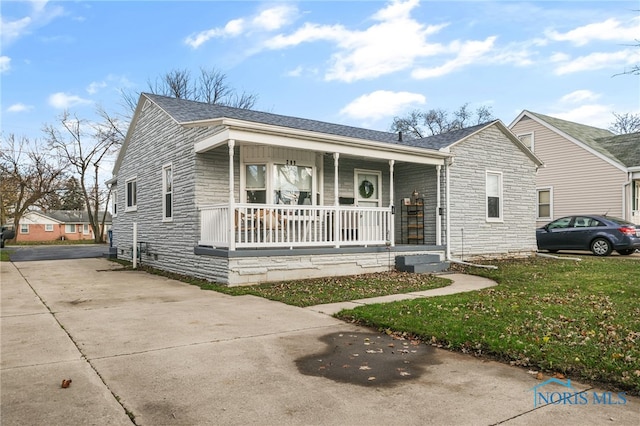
[[355, 170, 382, 240]]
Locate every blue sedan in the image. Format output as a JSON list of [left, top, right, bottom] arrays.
[[536, 215, 640, 256]]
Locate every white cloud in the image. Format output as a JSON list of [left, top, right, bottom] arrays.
[[0, 56, 11, 73], [551, 104, 613, 129], [48, 92, 92, 109], [185, 4, 297, 49], [7, 103, 33, 113], [252, 5, 297, 31], [87, 80, 107, 95], [265, 0, 450, 82], [412, 36, 497, 79], [554, 48, 640, 75], [340, 90, 426, 121], [1, 1, 65, 47], [559, 90, 600, 104], [546, 17, 640, 46]]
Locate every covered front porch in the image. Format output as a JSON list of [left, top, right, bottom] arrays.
[[193, 137, 450, 252], [190, 120, 451, 284]]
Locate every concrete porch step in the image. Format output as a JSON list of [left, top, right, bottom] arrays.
[[395, 254, 449, 274]]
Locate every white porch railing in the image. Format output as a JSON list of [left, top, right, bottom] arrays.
[[632, 210, 640, 225], [199, 203, 394, 249]]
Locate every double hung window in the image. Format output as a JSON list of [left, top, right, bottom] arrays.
[[163, 165, 173, 221], [486, 171, 503, 221], [126, 178, 137, 211]]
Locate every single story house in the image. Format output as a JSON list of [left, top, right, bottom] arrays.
[[509, 111, 640, 227], [108, 93, 542, 285], [13, 210, 112, 242]]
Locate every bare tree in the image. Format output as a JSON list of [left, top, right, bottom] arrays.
[[43, 108, 125, 243], [0, 134, 67, 239], [391, 103, 495, 138], [609, 112, 640, 134], [121, 67, 258, 117]]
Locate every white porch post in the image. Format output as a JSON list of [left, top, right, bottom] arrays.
[[333, 153, 340, 248], [445, 159, 452, 260], [388, 159, 395, 247], [436, 164, 442, 246], [228, 139, 236, 251]]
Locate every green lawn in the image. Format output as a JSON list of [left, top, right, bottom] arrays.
[[336, 257, 640, 395], [137, 265, 450, 307]]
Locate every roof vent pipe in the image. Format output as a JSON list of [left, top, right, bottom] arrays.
[[398, 131, 402, 142]]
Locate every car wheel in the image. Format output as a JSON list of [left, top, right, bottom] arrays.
[[591, 238, 612, 256], [617, 249, 635, 256]]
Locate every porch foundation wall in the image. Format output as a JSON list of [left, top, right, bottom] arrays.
[[225, 249, 443, 286]]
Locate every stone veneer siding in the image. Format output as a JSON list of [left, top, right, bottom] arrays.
[[112, 102, 232, 283], [446, 126, 538, 258]]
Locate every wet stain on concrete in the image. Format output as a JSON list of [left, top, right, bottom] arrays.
[[296, 331, 440, 387]]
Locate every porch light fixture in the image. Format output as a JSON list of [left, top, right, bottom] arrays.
[[412, 189, 419, 203]]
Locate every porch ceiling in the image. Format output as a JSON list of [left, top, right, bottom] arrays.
[[194, 123, 449, 166]]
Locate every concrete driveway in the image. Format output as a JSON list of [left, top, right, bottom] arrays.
[[5, 244, 108, 262], [1, 258, 638, 425]]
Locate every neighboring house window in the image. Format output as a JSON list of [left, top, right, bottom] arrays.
[[45, 224, 54, 232], [246, 164, 267, 203], [518, 132, 534, 151], [65, 224, 76, 233], [126, 178, 137, 211], [162, 164, 173, 221], [486, 171, 503, 221], [83, 224, 90, 234], [537, 188, 552, 220], [113, 189, 117, 217], [20, 224, 29, 234]]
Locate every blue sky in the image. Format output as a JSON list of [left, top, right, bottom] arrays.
[[2, 0, 639, 149]]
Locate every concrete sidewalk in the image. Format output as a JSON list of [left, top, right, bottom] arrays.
[[1, 258, 638, 425], [306, 273, 497, 315]]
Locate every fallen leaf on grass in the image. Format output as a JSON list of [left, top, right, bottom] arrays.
[[553, 372, 565, 379]]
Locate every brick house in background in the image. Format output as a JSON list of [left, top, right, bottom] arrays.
[[15, 210, 112, 242]]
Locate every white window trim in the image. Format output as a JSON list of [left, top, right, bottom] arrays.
[[65, 224, 76, 233], [83, 224, 90, 235], [112, 188, 118, 217], [162, 163, 173, 222], [486, 170, 503, 223], [20, 224, 29, 234], [45, 224, 54, 232], [125, 177, 137, 212], [517, 132, 534, 152], [536, 187, 553, 220], [240, 161, 316, 205]]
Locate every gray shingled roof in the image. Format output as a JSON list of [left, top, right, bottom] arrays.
[[397, 121, 496, 150], [595, 132, 640, 168], [46, 210, 112, 224], [526, 111, 623, 165], [145, 93, 405, 145]]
